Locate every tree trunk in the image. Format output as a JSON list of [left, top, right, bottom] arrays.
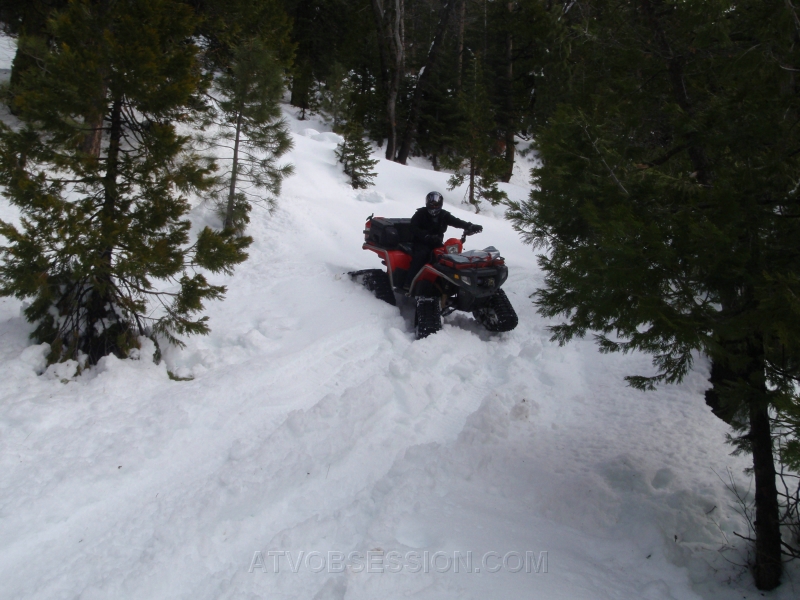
[[81, 80, 109, 159], [85, 96, 122, 362], [501, 2, 515, 183], [456, 0, 466, 91], [371, 0, 404, 160], [81, 113, 104, 158], [709, 333, 784, 590], [387, 65, 400, 160], [469, 157, 475, 206], [396, 0, 457, 165], [224, 111, 243, 231], [102, 97, 122, 237], [746, 337, 783, 590]]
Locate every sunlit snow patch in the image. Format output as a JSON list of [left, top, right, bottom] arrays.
[[310, 131, 344, 144], [356, 190, 385, 204]]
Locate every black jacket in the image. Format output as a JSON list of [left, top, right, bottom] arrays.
[[410, 208, 471, 246]]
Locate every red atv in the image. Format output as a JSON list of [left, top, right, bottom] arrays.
[[350, 215, 518, 339]]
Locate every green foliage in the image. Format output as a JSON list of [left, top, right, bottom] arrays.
[[413, 49, 462, 170], [442, 55, 508, 211], [0, 0, 69, 95], [511, 0, 800, 392], [317, 62, 354, 133], [285, 0, 385, 144], [335, 121, 378, 189], [0, 0, 249, 365], [201, 37, 294, 233], [193, 0, 295, 71], [508, 0, 800, 580], [195, 226, 252, 274]]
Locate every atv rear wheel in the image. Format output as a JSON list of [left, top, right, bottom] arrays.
[[415, 297, 442, 339], [352, 269, 396, 306], [473, 289, 518, 332]]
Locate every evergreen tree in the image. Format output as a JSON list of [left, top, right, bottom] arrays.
[[0, 0, 68, 96], [443, 54, 507, 211], [290, 58, 316, 119], [509, 0, 800, 589], [0, 0, 249, 365], [415, 64, 461, 171], [394, 0, 458, 164], [317, 62, 355, 132], [284, 0, 371, 120], [335, 121, 379, 189], [201, 38, 294, 233], [191, 0, 295, 72]]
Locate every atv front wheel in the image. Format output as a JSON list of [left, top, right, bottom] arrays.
[[415, 297, 442, 339], [473, 289, 518, 332]]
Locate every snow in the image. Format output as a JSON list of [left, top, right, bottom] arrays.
[[0, 34, 14, 70], [1, 59, 799, 598]]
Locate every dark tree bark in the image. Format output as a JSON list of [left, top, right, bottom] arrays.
[[749, 397, 782, 590], [456, 0, 466, 91], [224, 111, 243, 231], [500, 1, 515, 183], [468, 157, 475, 205], [396, 0, 457, 165], [705, 331, 783, 589], [81, 113, 104, 158], [80, 78, 109, 159], [85, 96, 123, 362], [371, 0, 404, 160]]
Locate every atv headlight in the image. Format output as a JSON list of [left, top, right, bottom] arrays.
[[460, 275, 471, 285], [497, 266, 508, 286]]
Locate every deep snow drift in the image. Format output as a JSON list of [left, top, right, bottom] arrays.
[[1, 50, 798, 600]]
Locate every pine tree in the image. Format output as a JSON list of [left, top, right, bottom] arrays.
[[443, 54, 507, 211], [0, 0, 68, 96], [415, 66, 461, 171], [0, 0, 249, 366], [290, 59, 316, 119], [509, 0, 800, 589], [285, 0, 369, 121], [335, 121, 378, 189], [192, 0, 295, 72], [201, 38, 294, 233], [318, 62, 355, 133]]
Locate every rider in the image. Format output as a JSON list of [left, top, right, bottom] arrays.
[[402, 191, 482, 291]]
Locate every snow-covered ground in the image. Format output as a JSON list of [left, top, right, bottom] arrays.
[[1, 41, 798, 599]]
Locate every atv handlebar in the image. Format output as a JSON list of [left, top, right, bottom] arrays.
[[460, 229, 480, 243]]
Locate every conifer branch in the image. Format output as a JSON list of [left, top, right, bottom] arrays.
[[581, 123, 628, 195]]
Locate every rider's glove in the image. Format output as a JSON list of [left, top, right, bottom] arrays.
[[467, 224, 483, 234]]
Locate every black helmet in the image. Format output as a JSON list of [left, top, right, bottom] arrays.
[[426, 191, 444, 216]]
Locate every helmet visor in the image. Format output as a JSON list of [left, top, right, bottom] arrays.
[[425, 192, 443, 216]]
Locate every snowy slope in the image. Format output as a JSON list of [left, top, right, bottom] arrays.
[[0, 65, 798, 597]]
